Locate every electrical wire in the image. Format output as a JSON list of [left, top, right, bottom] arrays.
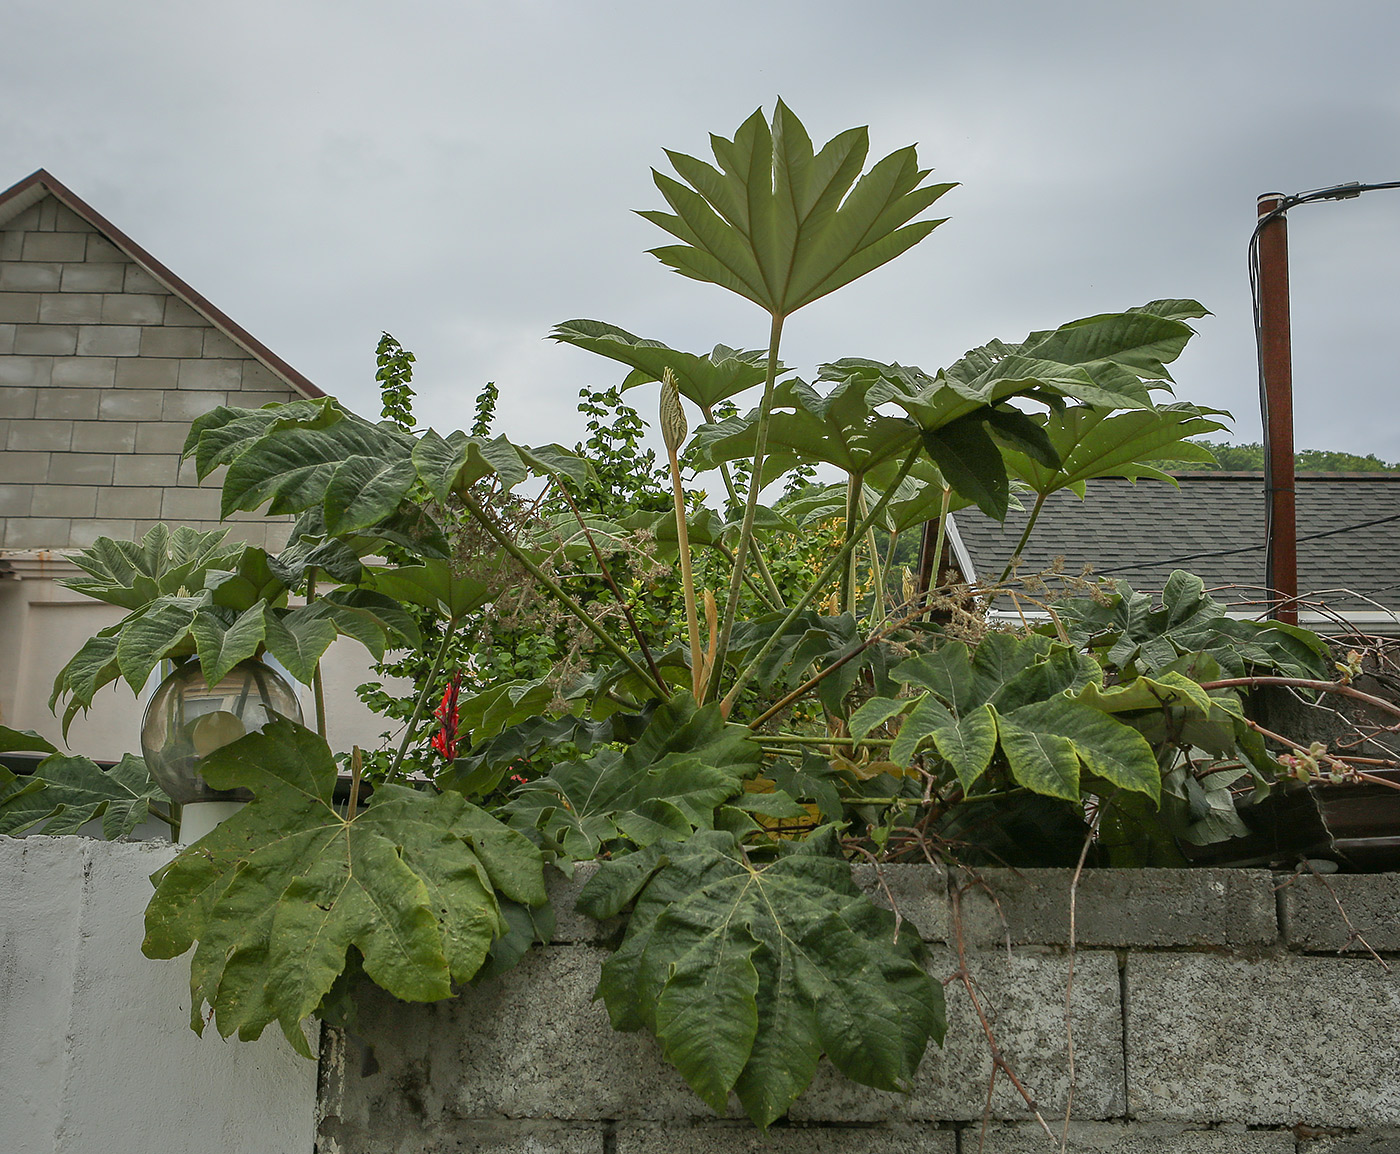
[[1248, 180, 1400, 609]]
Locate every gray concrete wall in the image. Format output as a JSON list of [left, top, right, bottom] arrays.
[[0, 193, 301, 551], [317, 864, 1400, 1154], [0, 835, 318, 1154]]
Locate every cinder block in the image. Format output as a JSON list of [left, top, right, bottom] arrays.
[[616, 1123, 955, 1153], [114, 358, 180, 389], [68, 518, 138, 548], [140, 328, 204, 358], [96, 487, 164, 519], [263, 520, 292, 550], [32, 485, 97, 518], [0, 292, 41, 322], [852, 862, 948, 942], [4, 204, 41, 231], [35, 389, 100, 420], [971, 1123, 1296, 1153], [0, 484, 33, 515], [113, 454, 179, 486], [38, 200, 58, 230], [123, 266, 165, 294], [548, 862, 625, 944], [0, 386, 37, 418], [8, 419, 73, 451], [236, 389, 299, 407], [22, 233, 87, 262], [135, 421, 190, 453], [0, 229, 21, 259], [178, 359, 243, 391], [0, 323, 14, 354], [345, 946, 713, 1122], [1126, 952, 1400, 1125], [0, 356, 53, 387], [790, 947, 1123, 1122], [162, 297, 206, 326], [239, 362, 289, 391], [46, 453, 115, 486], [100, 293, 165, 325], [39, 293, 104, 324], [98, 390, 165, 421], [51, 356, 116, 388], [954, 868, 1278, 949], [60, 262, 127, 293], [2, 516, 69, 548], [14, 325, 78, 356], [202, 330, 248, 359], [85, 236, 126, 262], [1298, 1129, 1400, 1154], [0, 262, 62, 291], [0, 451, 48, 483], [52, 205, 93, 232], [1280, 871, 1400, 953], [163, 389, 226, 420], [77, 325, 141, 357], [160, 486, 222, 520], [71, 420, 136, 453], [220, 521, 268, 548]]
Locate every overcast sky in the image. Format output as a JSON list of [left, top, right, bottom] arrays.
[[5, 1, 1399, 461]]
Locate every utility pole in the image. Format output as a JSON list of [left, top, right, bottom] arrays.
[[1256, 193, 1298, 625]]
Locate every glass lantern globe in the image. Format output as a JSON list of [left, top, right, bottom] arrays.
[[140, 658, 303, 805]]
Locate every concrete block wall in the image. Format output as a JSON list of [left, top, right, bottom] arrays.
[[0, 194, 302, 551], [316, 865, 1400, 1154]]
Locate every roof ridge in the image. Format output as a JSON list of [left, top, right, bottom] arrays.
[[0, 168, 324, 400]]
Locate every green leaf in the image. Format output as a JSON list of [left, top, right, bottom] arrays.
[[143, 719, 544, 1055], [63, 524, 243, 611], [994, 710, 1081, 800], [115, 597, 201, 693], [366, 560, 494, 623], [583, 830, 943, 1128], [262, 607, 337, 684], [549, 320, 770, 409], [322, 454, 418, 535], [1002, 698, 1161, 801], [0, 725, 57, 754], [0, 752, 161, 838], [190, 604, 268, 685], [643, 102, 952, 319], [504, 694, 760, 861], [921, 414, 1009, 520]]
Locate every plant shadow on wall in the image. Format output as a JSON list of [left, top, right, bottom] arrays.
[[7, 101, 1399, 1133]]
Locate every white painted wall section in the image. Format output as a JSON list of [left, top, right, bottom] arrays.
[[0, 836, 317, 1154]]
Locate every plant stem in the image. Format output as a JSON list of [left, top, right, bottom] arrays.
[[388, 621, 456, 781], [347, 746, 363, 821], [859, 489, 886, 628], [923, 484, 952, 608], [760, 733, 895, 746], [724, 446, 921, 717], [840, 472, 863, 616], [998, 490, 1048, 583], [460, 492, 667, 699], [307, 566, 327, 741], [705, 313, 785, 703], [666, 446, 705, 698], [554, 481, 665, 691], [704, 403, 784, 610]]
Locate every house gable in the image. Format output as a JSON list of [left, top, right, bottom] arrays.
[[0, 170, 321, 552]]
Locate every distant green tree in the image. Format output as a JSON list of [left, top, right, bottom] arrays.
[[1171, 440, 1399, 473]]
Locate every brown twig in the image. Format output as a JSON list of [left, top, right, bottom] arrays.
[[347, 746, 363, 822], [948, 882, 1057, 1145], [1060, 804, 1105, 1151], [1200, 676, 1400, 722]]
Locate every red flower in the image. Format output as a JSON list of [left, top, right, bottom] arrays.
[[430, 672, 462, 762]]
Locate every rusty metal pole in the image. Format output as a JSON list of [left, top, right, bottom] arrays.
[[1257, 193, 1298, 624]]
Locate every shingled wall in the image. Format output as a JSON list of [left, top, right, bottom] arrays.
[[0, 192, 302, 551], [317, 864, 1400, 1154]]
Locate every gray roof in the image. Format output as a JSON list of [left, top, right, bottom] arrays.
[[950, 472, 1400, 616]]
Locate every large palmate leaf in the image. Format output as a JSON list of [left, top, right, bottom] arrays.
[[504, 693, 764, 860], [692, 375, 921, 479], [1001, 402, 1228, 498], [0, 752, 162, 839], [143, 719, 546, 1057], [578, 828, 944, 1128], [1049, 572, 1330, 682], [63, 525, 244, 611], [642, 101, 953, 319], [854, 632, 1160, 801], [549, 320, 772, 409]]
